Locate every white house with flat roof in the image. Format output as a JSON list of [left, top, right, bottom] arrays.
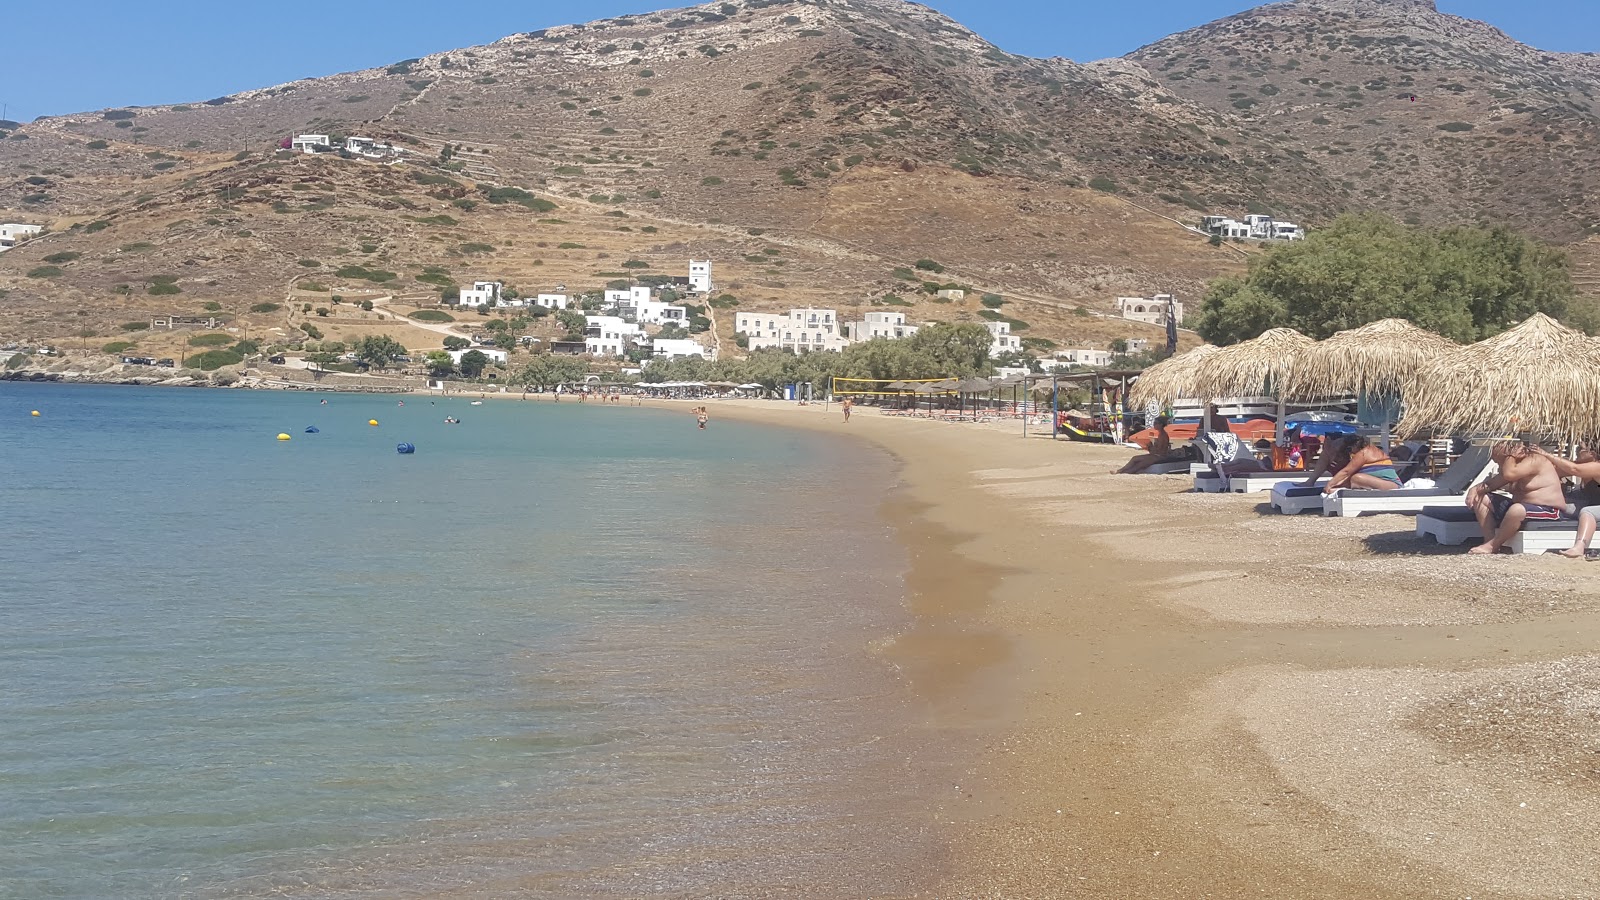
[[447, 347, 508, 365], [585, 315, 645, 357], [984, 321, 1022, 357], [1055, 348, 1113, 368], [1116, 294, 1184, 326], [291, 134, 332, 154], [651, 338, 713, 360], [535, 293, 569, 310], [457, 281, 503, 308], [605, 285, 652, 308], [688, 260, 713, 294], [735, 308, 848, 353], [0, 223, 43, 250], [845, 311, 919, 343]]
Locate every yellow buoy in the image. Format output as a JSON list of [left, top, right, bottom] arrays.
[[368, 419, 380, 427], [31, 410, 41, 417], [277, 433, 292, 441]]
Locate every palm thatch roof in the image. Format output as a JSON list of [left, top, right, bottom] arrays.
[[1126, 344, 1219, 408], [1192, 329, 1315, 401], [1282, 319, 1457, 401], [1399, 313, 1600, 441], [956, 377, 996, 393]]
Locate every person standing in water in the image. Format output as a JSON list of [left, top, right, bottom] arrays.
[[697, 407, 709, 430]]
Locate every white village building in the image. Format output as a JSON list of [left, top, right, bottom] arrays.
[[291, 134, 332, 154], [735, 308, 849, 353], [688, 260, 714, 294], [447, 347, 509, 365], [1054, 348, 1114, 368], [457, 281, 503, 308], [1201, 213, 1302, 241], [984, 321, 1022, 357], [651, 338, 714, 360], [1116, 294, 1184, 327], [0, 222, 43, 250], [845, 311, 920, 343], [535, 293, 569, 310], [584, 315, 645, 357]]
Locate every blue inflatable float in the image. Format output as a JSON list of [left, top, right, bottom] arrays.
[[396, 442, 416, 454], [304, 426, 320, 434]]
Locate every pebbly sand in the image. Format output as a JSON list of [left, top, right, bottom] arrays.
[[436, 391, 1600, 897]]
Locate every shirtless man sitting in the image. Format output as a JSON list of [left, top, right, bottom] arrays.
[[1528, 445, 1600, 558], [1466, 440, 1568, 555], [1113, 416, 1180, 474]]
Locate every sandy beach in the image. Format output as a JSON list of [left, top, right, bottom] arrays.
[[576, 395, 1600, 899]]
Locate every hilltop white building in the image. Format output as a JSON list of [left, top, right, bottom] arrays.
[[447, 347, 508, 365], [457, 281, 503, 308], [735, 308, 849, 353], [1055, 348, 1113, 368], [535, 293, 569, 310], [1116, 294, 1184, 327], [688, 260, 713, 294], [291, 134, 332, 154], [845, 311, 920, 343], [984, 321, 1022, 357], [1201, 213, 1302, 241], [0, 222, 43, 251]]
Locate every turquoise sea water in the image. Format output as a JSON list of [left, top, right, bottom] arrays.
[[0, 384, 946, 898]]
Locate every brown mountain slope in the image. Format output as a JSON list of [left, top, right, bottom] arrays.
[[3, 0, 1596, 356], [1128, 0, 1600, 242]]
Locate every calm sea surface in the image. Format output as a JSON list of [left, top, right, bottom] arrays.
[[0, 384, 949, 898]]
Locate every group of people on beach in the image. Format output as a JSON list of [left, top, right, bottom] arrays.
[[1116, 414, 1600, 559]]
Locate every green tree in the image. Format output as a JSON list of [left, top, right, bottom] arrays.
[[425, 350, 455, 377], [458, 349, 490, 377], [1190, 213, 1588, 345], [354, 334, 406, 369], [493, 332, 517, 352], [443, 336, 470, 351], [556, 309, 588, 337]]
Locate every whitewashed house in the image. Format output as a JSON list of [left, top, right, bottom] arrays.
[[584, 315, 645, 357], [605, 285, 652, 309], [291, 134, 332, 154], [1116, 294, 1184, 326], [0, 222, 43, 250], [535, 293, 569, 310], [845, 311, 919, 343], [1055, 348, 1114, 368], [457, 281, 503, 308], [688, 260, 714, 294], [984, 321, 1022, 357], [936, 289, 966, 302], [448, 347, 508, 365], [735, 308, 848, 353], [651, 339, 713, 360], [1124, 338, 1149, 354]]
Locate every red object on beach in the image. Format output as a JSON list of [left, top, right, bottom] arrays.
[[1125, 418, 1276, 450]]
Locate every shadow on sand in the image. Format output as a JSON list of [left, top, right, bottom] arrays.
[[1361, 529, 1479, 556]]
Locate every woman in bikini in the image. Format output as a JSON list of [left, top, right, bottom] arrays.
[[1322, 435, 1404, 494]]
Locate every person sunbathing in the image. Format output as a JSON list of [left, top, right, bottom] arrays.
[[1298, 435, 1355, 487], [1466, 440, 1569, 555], [1323, 436, 1405, 494], [1113, 416, 1181, 474], [1527, 446, 1600, 558]]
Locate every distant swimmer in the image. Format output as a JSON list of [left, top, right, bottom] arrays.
[[697, 407, 709, 430], [320, 399, 328, 405], [398, 401, 405, 407], [445, 416, 460, 424]]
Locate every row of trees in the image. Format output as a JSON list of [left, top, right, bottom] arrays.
[[638, 322, 995, 387], [1191, 213, 1593, 345]]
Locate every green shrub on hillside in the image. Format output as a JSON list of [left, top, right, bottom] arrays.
[[189, 333, 234, 347], [250, 302, 282, 313], [102, 341, 135, 354], [410, 309, 455, 323], [189, 350, 243, 371], [121, 321, 151, 332], [27, 266, 63, 278]]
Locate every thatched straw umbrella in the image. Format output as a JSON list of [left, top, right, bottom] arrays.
[[1193, 328, 1314, 401], [1399, 313, 1600, 443], [1193, 328, 1315, 445], [1282, 319, 1457, 402], [1126, 344, 1219, 409]]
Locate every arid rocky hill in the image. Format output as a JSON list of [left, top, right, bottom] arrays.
[[0, 0, 1595, 356]]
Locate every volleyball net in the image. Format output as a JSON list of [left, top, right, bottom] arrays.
[[829, 377, 953, 397]]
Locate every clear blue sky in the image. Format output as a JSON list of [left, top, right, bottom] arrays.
[[3, 1, 1595, 124]]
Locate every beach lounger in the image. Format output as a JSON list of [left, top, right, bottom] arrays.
[[1321, 447, 1493, 518], [1414, 504, 1577, 554], [1270, 481, 1328, 515]]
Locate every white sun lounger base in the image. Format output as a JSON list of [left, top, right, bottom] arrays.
[[1229, 473, 1326, 494], [1270, 487, 1326, 515], [1510, 529, 1580, 555], [1415, 515, 1480, 546], [1144, 461, 1193, 475], [1323, 492, 1468, 518]]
